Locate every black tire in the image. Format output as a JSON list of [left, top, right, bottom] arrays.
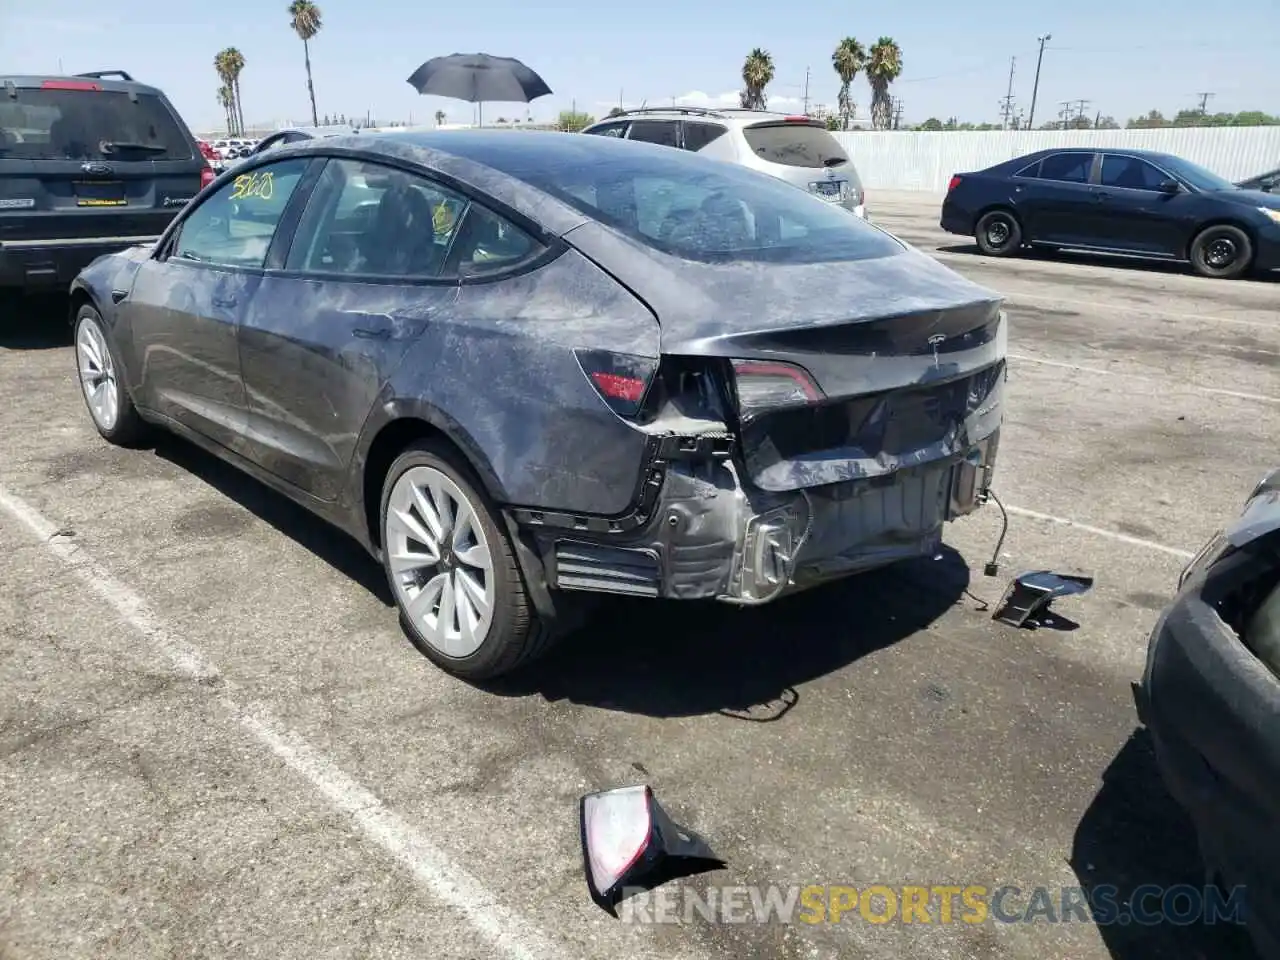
[[974, 209, 1023, 257], [1189, 224, 1253, 279], [379, 439, 552, 681], [73, 304, 149, 446]]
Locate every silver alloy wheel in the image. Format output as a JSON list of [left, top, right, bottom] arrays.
[[385, 465, 496, 658], [987, 219, 1011, 246], [77, 316, 120, 432]]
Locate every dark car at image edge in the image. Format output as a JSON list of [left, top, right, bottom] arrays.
[[1135, 469, 1280, 959], [940, 147, 1280, 279], [67, 130, 1007, 682], [0, 70, 213, 292]]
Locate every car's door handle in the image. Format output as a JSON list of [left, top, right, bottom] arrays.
[[212, 294, 237, 308], [1091, 190, 1110, 202], [110, 289, 128, 304]]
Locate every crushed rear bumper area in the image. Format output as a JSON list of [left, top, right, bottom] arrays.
[[523, 429, 999, 603], [0, 236, 157, 290]]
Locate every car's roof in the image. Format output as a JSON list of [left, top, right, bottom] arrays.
[[1014, 146, 1178, 162], [1, 73, 165, 96], [585, 107, 810, 128], [250, 128, 786, 238]]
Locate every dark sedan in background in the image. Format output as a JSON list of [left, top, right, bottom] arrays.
[[1237, 165, 1280, 194], [68, 130, 1007, 682], [941, 147, 1280, 279], [1136, 469, 1280, 959]]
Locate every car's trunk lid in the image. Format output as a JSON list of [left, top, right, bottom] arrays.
[[565, 221, 1006, 491]]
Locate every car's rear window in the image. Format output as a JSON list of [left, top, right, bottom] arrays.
[[0, 89, 193, 161], [741, 122, 849, 169], [478, 143, 899, 264]]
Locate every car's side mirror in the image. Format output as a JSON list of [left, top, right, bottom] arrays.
[[1158, 178, 1181, 195], [1262, 177, 1278, 193]]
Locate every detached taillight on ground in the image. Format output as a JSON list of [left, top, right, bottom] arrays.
[[575, 348, 659, 417], [947, 175, 962, 192], [731, 359, 824, 420], [200, 164, 215, 189]]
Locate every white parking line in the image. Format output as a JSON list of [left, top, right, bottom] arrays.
[[1004, 504, 1196, 560], [1008, 353, 1280, 405], [0, 484, 570, 960]]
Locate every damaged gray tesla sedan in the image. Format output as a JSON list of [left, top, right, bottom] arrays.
[[69, 130, 1006, 680]]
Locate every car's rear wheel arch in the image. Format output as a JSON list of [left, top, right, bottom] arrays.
[[362, 414, 505, 553]]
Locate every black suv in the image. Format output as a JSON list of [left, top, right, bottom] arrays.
[[0, 70, 213, 292]]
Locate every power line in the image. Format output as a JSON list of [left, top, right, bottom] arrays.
[[999, 56, 1017, 129], [1026, 34, 1051, 130]]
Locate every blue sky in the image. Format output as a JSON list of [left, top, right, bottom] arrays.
[[3, 0, 1278, 133]]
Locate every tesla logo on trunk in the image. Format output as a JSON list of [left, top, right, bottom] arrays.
[[928, 333, 946, 366]]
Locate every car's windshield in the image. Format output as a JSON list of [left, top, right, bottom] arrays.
[[0, 88, 192, 161], [1159, 155, 1238, 192], [464, 138, 900, 265]]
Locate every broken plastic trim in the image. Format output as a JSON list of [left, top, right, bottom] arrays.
[[992, 570, 1094, 628], [580, 785, 724, 913]]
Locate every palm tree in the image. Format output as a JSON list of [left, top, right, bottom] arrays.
[[288, 0, 322, 126], [213, 51, 237, 134], [434, 109, 446, 127], [739, 48, 774, 110], [866, 37, 903, 130], [831, 37, 866, 131], [223, 47, 247, 137], [217, 84, 236, 135]]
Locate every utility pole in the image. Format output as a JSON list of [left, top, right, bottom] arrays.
[[1073, 99, 1090, 126], [1196, 91, 1214, 114], [1058, 101, 1072, 129], [999, 56, 1017, 129], [891, 98, 904, 130], [1026, 34, 1051, 130], [802, 66, 811, 116]]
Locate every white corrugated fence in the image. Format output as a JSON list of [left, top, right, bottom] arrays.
[[832, 127, 1280, 194]]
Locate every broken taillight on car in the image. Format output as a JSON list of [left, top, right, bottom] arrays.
[[575, 348, 659, 418], [730, 359, 824, 420]]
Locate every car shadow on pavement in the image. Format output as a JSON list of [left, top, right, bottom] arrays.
[[150, 434, 396, 607], [1070, 728, 1259, 960], [935, 244, 1280, 283], [0, 293, 73, 349], [485, 547, 971, 718]]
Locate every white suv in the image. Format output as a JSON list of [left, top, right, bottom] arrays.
[[581, 107, 867, 218]]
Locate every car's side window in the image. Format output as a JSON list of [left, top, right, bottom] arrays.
[[1038, 153, 1092, 184], [1100, 155, 1169, 191], [444, 202, 546, 279], [683, 122, 729, 152], [286, 158, 469, 279], [1014, 159, 1042, 178], [627, 120, 680, 148], [171, 157, 310, 269], [585, 121, 629, 138]]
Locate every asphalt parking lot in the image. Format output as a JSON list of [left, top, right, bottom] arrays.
[[1, 193, 1276, 960]]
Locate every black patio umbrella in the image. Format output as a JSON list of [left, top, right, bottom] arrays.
[[406, 53, 552, 127]]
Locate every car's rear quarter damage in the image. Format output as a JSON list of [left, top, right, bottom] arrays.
[[519, 223, 1006, 605]]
